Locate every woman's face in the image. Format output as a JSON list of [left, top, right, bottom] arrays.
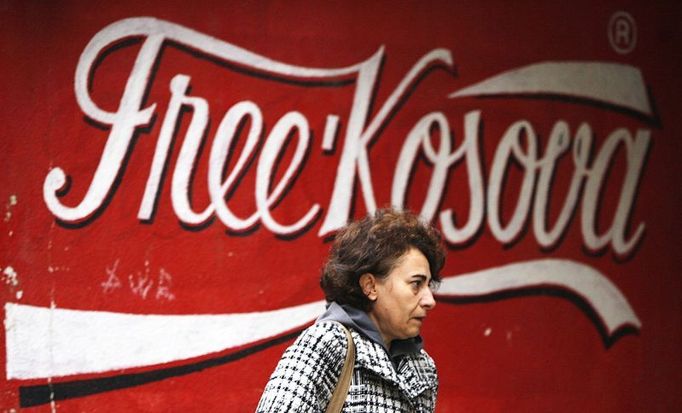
[[366, 248, 437, 346]]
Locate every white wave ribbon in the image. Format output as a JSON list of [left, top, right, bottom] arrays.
[[448, 61, 652, 116], [4, 300, 326, 380], [437, 258, 641, 335], [4, 259, 640, 380]]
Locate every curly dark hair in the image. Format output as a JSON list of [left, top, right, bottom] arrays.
[[320, 208, 445, 311]]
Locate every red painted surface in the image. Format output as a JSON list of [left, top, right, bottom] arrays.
[[1, 1, 680, 411]]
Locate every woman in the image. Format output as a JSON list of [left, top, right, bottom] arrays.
[[256, 209, 445, 412]]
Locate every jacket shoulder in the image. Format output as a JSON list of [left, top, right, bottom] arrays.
[[255, 322, 350, 412], [296, 321, 350, 365]]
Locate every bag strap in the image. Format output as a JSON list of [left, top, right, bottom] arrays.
[[325, 323, 356, 413]]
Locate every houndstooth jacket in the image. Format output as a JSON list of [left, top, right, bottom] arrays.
[[256, 321, 438, 412]]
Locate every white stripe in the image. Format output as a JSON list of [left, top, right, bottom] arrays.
[[5, 300, 325, 380], [448, 61, 652, 116], [4, 259, 639, 380], [437, 259, 641, 335]]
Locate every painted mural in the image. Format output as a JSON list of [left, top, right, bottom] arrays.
[[1, 1, 680, 412]]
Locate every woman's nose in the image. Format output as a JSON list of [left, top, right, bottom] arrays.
[[420, 286, 436, 310]]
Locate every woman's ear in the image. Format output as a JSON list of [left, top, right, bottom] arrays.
[[359, 273, 378, 301]]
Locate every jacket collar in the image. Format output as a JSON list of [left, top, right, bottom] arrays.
[[350, 327, 437, 399], [317, 302, 385, 349], [317, 302, 424, 358], [317, 302, 436, 398]]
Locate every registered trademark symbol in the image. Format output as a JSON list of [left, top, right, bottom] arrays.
[[608, 11, 637, 54]]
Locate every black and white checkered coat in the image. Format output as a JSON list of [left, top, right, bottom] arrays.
[[256, 321, 438, 412]]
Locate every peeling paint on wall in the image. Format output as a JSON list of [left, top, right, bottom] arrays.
[[4, 195, 17, 223], [3, 266, 19, 287], [2, 266, 22, 300]]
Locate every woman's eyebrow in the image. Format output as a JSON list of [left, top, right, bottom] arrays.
[[411, 274, 431, 282]]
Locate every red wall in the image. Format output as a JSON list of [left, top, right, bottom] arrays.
[[1, 1, 680, 411]]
